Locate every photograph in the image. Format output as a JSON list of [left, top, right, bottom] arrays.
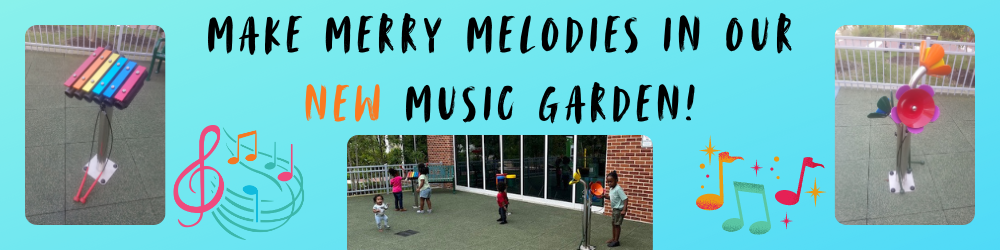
[[834, 25, 975, 225], [346, 135, 653, 249], [24, 25, 166, 225]]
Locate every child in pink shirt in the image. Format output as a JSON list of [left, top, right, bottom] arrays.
[[389, 168, 406, 211]]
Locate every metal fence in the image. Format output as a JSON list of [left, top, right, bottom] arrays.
[[25, 25, 163, 60], [835, 36, 975, 96], [346, 163, 443, 197]]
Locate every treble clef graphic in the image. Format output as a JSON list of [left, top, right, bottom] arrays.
[[174, 125, 226, 227]]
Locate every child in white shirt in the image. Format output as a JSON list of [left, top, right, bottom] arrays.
[[372, 194, 390, 231]]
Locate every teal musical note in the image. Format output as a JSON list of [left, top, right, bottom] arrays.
[[722, 181, 771, 235], [264, 142, 276, 170], [243, 185, 259, 222]]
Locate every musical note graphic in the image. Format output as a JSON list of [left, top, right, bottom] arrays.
[[278, 144, 294, 182], [264, 142, 277, 170], [722, 181, 771, 235], [243, 185, 259, 222], [774, 157, 825, 205], [696, 152, 743, 210], [228, 131, 258, 164], [173, 125, 226, 227]]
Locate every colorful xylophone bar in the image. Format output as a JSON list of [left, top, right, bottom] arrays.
[[64, 48, 147, 108]]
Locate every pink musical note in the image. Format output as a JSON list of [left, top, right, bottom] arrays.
[[278, 144, 294, 182], [775, 157, 824, 205], [173, 125, 226, 227]]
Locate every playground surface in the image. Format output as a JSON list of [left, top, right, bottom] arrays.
[[24, 50, 166, 225], [834, 88, 975, 225], [346, 189, 653, 249]]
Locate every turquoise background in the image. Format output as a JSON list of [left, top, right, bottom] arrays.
[[4, 0, 990, 248]]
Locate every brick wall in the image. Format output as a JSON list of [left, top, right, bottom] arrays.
[[603, 135, 653, 223], [427, 135, 455, 189]]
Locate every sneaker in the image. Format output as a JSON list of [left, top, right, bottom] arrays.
[[417, 210, 424, 214], [399, 208, 407, 212], [608, 241, 620, 247], [499, 221, 507, 224], [386, 225, 390, 229], [428, 209, 432, 213], [497, 218, 503, 221]]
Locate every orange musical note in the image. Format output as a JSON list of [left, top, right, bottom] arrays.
[[696, 152, 743, 210], [228, 131, 258, 164]]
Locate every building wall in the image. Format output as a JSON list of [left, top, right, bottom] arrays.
[[604, 135, 654, 223], [427, 135, 455, 189]]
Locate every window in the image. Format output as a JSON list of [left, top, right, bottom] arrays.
[[485, 135, 500, 191], [547, 135, 574, 202], [576, 135, 607, 206], [502, 135, 521, 195], [455, 135, 467, 187], [522, 136, 545, 198], [468, 135, 484, 189]]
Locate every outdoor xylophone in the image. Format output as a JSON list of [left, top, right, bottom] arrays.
[[63, 47, 147, 107], [63, 47, 147, 204]]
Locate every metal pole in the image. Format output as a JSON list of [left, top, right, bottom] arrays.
[[96, 105, 114, 171]]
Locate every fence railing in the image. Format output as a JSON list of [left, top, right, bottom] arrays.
[[346, 163, 443, 197], [25, 25, 163, 60], [834, 36, 975, 96]]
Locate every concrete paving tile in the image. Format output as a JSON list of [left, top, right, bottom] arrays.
[[835, 104, 871, 127], [124, 137, 166, 198], [866, 158, 943, 219], [63, 141, 150, 210], [943, 206, 974, 225], [839, 219, 866, 225], [25, 51, 72, 86], [835, 126, 869, 161], [64, 106, 104, 144], [869, 124, 902, 160], [114, 104, 165, 139], [835, 88, 875, 106], [835, 159, 868, 222], [65, 198, 165, 225], [954, 120, 974, 149], [25, 145, 66, 216], [926, 152, 975, 209], [25, 85, 66, 110], [25, 108, 64, 147], [26, 212, 65, 225], [868, 211, 947, 225], [936, 95, 975, 122], [910, 120, 974, 155]]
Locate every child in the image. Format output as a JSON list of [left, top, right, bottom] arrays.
[[389, 168, 406, 211], [417, 163, 433, 214], [372, 194, 390, 232], [603, 170, 628, 247], [496, 182, 509, 224]]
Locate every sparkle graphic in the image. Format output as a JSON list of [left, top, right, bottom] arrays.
[[781, 213, 792, 229], [770, 167, 774, 171], [751, 160, 762, 176], [706, 174, 710, 178], [774, 156, 780, 162], [700, 137, 721, 164], [700, 163, 705, 169], [805, 178, 825, 206]]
